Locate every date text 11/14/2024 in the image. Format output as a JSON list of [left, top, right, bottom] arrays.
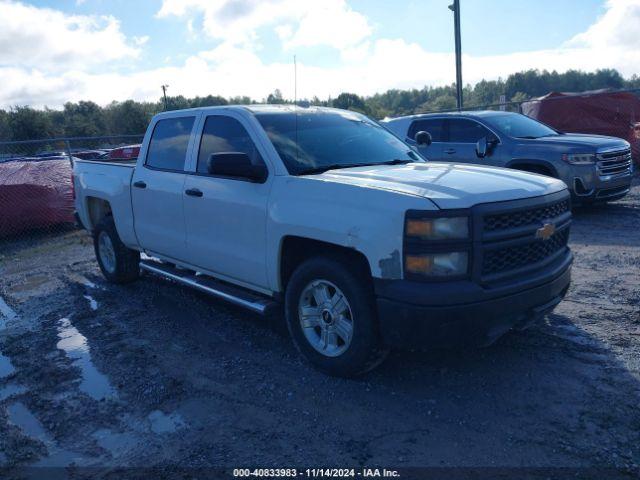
[[232, 468, 401, 477]]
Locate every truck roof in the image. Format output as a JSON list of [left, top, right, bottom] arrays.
[[152, 104, 344, 120]]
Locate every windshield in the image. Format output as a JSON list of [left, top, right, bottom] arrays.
[[255, 109, 422, 175], [487, 113, 559, 139]]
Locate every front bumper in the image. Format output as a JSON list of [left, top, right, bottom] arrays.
[[375, 252, 572, 349], [564, 153, 633, 202]]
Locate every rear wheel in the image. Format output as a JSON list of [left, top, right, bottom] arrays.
[[93, 216, 140, 284], [284, 256, 388, 377]]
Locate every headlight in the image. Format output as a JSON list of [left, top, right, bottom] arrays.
[[562, 153, 596, 165], [405, 217, 469, 240], [405, 252, 468, 277]]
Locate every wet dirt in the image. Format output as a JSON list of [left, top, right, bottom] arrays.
[[0, 179, 638, 476]]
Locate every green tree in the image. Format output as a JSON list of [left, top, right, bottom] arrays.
[[266, 89, 285, 104], [333, 92, 367, 113], [0, 110, 11, 141], [8, 106, 56, 140], [104, 100, 156, 136], [63, 101, 106, 137]]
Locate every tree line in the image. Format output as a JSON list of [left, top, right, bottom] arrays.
[[0, 68, 638, 141]]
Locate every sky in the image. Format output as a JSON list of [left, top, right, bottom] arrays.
[[0, 0, 638, 109]]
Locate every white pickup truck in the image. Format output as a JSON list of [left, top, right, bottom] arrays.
[[74, 105, 573, 376]]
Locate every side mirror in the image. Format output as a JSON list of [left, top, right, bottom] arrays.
[[476, 137, 488, 158], [207, 152, 267, 183], [414, 131, 432, 146]]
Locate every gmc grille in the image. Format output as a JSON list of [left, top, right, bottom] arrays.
[[597, 148, 632, 178]]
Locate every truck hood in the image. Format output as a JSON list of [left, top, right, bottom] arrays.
[[315, 163, 566, 209], [525, 133, 629, 152]]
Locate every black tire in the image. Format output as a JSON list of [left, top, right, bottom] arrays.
[[284, 256, 389, 377], [93, 216, 140, 284]]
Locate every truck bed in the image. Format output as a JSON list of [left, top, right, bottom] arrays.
[[73, 158, 138, 248]]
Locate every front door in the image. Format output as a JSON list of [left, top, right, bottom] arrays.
[[183, 114, 271, 289], [132, 115, 196, 260], [443, 118, 491, 164]]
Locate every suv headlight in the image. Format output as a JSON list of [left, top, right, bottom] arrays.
[[405, 216, 469, 240], [562, 153, 596, 165], [403, 211, 471, 280]]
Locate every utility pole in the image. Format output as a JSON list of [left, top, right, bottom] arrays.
[[449, 0, 463, 110], [161, 84, 169, 111]]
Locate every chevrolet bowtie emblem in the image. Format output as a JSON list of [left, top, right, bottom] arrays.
[[536, 223, 555, 241]]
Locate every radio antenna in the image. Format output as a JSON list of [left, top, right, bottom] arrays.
[[294, 54, 297, 106], [294, 54, 299, 165]]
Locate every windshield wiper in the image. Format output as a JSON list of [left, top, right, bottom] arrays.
[[296, 163, 368, 176], [380, 159, 415, 165], [296, 159, 415, 176], [515, 135, 540, 139]]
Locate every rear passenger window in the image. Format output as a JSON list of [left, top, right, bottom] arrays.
[[448, 119, 489, 143], [145, 117, 195, 171], [196, 116, 264, 174], [408, 119, 445, 142]]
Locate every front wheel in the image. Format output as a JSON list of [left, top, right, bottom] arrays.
[[284, 256, 388, 377], [93, 216, 140, 284]]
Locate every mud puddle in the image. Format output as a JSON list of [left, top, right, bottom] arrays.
[[56, 318, 116, 401]]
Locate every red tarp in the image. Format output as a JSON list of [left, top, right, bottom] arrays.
[[522, 90, 640, 165], [0, 157, 75, 237]]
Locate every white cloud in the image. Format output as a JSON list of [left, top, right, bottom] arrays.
[[133, 35, 150, 46], [567, 0, 640, 50], [157, 0, 371, 50], [0, 0, 140, 70], [2, 0, 640, 109]]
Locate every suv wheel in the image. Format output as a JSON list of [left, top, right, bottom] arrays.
[[93, 216, 140, 284], [285, 256, 388, 377]]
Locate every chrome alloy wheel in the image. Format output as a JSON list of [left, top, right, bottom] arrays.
[[298, 280, 354, 357], [98, 231, 116, 274]]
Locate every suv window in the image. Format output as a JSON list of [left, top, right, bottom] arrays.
[[146, 117, 195, 171], [448, 119, 490, 143], [408, 118, 445, 142], [197, 116, 264, 174]]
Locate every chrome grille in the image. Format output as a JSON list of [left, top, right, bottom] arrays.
[[597, 148, 632, 178]]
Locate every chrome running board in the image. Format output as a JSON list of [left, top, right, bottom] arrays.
[[139, 260, 278, 315]]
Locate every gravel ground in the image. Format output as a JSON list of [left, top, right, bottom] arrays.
[[0, 179, 639, 479]]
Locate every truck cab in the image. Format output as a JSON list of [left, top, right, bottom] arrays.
[[74, 105, 573, 377]]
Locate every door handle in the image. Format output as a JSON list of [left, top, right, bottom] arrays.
[[185, 188, 203, 197], [444, 148, 456, 154], [133, 181, 147, 189]]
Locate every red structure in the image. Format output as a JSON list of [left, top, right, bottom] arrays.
[[522, 90, 640, 165], [0, 158, 75, 237], [107, 144, 140, 161]]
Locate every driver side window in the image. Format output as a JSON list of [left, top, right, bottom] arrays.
[[448, 119, 490, 143], [197, 116, 264, 174]]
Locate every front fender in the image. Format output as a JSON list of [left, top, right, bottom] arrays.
[[266, 176, 436, 292]]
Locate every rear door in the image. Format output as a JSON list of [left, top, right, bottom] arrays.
[[132, 115, 197, 260], [406, 118, 445, 160], [443, 118, 491, 163], [182, 113, 271, 290]]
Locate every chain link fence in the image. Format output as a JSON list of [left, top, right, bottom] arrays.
[[0, 135, 143, 243]]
